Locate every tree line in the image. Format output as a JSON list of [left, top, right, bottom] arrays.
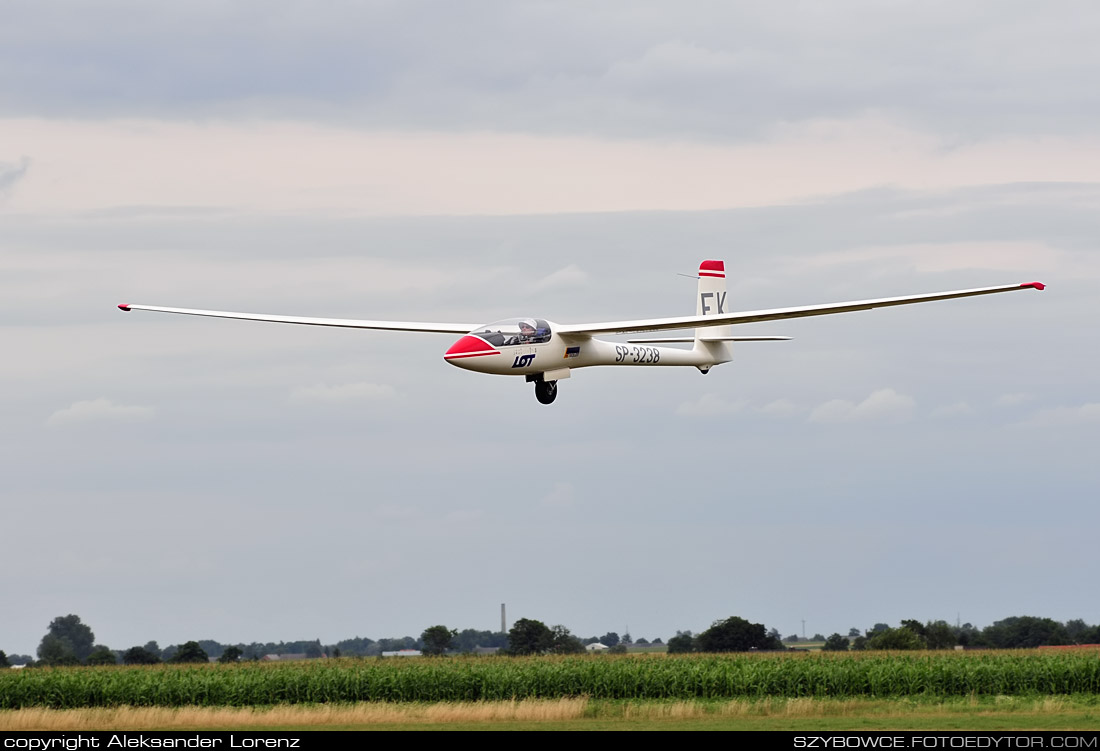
[[4, 612, 1098, 668]]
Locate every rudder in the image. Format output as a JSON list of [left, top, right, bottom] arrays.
[[694, 259, 733, 364]]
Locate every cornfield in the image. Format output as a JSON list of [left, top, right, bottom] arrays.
[[2, 652, 1099, 709]]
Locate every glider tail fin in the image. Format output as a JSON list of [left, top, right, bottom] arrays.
[[694, 259, 733, 366]]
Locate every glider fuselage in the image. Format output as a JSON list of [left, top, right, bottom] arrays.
[[443, 322, 725, 378]]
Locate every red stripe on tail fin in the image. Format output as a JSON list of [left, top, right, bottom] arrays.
[[699, 260, 725, 278]]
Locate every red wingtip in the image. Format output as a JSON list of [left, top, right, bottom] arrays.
[[118, 304, 131, 311], [1021, 282, 1046, 291]]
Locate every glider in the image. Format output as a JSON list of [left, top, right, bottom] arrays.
[[118, 260, 1044, 404]]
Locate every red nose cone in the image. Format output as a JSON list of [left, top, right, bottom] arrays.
[[444, 335, 500, 360]]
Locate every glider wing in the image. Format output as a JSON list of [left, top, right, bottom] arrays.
[[557, 282, 1045, 337], [117, 304, 479, 335]]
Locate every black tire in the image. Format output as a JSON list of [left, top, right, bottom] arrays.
[[534, 380, 558, 405]]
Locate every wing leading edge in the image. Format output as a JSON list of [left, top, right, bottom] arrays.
[[556, 282, 1045, 337], [118, 281, 1044, 337], [116, 304, 478, 335]]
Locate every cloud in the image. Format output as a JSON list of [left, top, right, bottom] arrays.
[[996, 393, 1033, 407], [445, 509, 487, 524], [808, 388, 915, 423], [0, 157, 29, 195], [1022, 403, 1100, 427], [930, 402, 975, 419], [757, 398, 798, 417], [533, 264, 590, 291], [805, 241, 1063, 275], [374, 504, 423, 523], [676, 393, 748, 417], [46, 398, 154, 427], [5, 4, 1096, 142], [289, 382, 397, 404], [9, 118, 1100, 218], [542, 482, 577, 509]]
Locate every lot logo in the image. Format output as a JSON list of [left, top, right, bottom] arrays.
[[512, 353, 536, 368]]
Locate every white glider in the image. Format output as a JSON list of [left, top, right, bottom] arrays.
[[119, 260, 1044, 404]]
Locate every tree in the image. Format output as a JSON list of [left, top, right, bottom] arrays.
[[667, 631, 695, 654], [170, 641, 210, 663], [696, 617, 784, 652], [0, 651, 10, 668], [953, 622, 980, 647], [599, 632, 620, 648], [421, 625, 457, 656], [848, 627, 862, 637], [218, 646, 243, 663], [866, 627, 924, 650], [37, 634, 79, 666], [375, 637, 417, 653], [333, 636, 375, 657], [122, 646, 161, 665], [39, 614, 95, 663], [86, 646, 117, 666], [451, 629, 508, 653], [505, 618, 556, 656], [143, 641, 162, 659], [924, 621, 956, 650], [812, 633, 825, 642], [900, 620, 927, 639], [822, 633, 850, 652], [980, 616, 1069, 649], [1065, 619, 1091, 643], [549, 625, 585, 654]]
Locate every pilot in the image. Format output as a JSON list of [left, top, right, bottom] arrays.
[[518, 321, 537, 343]]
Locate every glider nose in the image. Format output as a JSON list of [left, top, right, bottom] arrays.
[[443, 335, 500, 368]]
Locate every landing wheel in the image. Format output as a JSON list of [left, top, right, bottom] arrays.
[[534, 380, 558, 405]]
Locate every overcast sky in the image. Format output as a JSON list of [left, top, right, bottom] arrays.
[[2, 1, 1097, 654]]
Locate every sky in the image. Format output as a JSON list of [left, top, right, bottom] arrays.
[[2, 1, 1098, 655]]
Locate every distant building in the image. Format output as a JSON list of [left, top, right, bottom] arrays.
[[382, 649, 423, 657], [585, 642, 609, 652]]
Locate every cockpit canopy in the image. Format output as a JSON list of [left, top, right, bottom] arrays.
[[470, 318, 552, 347]]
